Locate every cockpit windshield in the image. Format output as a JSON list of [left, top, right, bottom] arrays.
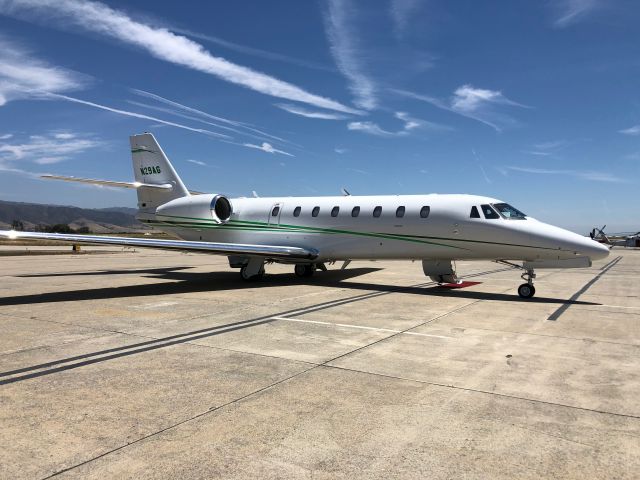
[[492, 203, 527, 219]]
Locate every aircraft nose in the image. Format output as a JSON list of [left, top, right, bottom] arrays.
[[584, 239, 610, 261], [569, 235, 610, 261]]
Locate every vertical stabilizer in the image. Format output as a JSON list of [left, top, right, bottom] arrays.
[[130, 133, 189, 212]]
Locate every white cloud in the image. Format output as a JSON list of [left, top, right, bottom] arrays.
[[186, 159, 207, 166], [0, 0, 360, 114], [131, 89, 290, 144], [243, 142, 293, 157], [620, 125, 640, 136], [452, 85, 525, 112], [0, 134, 13, 140], [0, 35, 85, 106], [324, 0, 377, 110], [533, 140, 569, 150], [472, 149, 491, 184], [348, 121, 395, 137], [523, 139, 569, 157], [390, 0, 423, 38], [0, 131, 102, 167], [34, 156, 67, 165], [127, 100, 247, 138], [175, 29, 334, 73], [522, 150, 553, 157], [348, 111, 448, 137], [392, 86, 527, 132], [506, 166, 626, 183], [53, 132, 75, 140], [553, 0, 600, 27], [335, 148, 347, 154], [346, 167, 370, 175], [275, 103, 348, 120], [46, 93, 231, 138], [395, 111, 421, 131]]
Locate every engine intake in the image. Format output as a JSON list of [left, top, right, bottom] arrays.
[[211, 195, 232, 223], [156, 193, 233, 225]]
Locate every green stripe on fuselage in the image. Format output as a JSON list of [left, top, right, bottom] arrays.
[[152, 214, 469, 250]]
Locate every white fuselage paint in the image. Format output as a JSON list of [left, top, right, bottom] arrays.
[[144, 193, 610, 263]]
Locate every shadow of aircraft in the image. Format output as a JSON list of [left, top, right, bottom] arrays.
[[0, 266, 600, 307], [16, 266, 193, 278]]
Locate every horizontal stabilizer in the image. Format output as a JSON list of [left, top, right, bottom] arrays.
[[0, 230, 318, 260], [41, 175, 172, 190]]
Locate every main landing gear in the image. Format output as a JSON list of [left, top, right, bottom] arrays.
[[239, 260, 328, 281], [295, 263, 328, 278], [517, 268, 536, 299], [294, 264, 315, 278]]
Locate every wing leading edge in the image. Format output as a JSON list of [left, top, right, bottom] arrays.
[[0, 230, 318, 260]]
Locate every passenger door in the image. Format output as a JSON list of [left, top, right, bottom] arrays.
[[268, 202, 283, 226]]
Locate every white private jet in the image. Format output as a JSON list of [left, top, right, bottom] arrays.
[[0, 133, 609, 299]]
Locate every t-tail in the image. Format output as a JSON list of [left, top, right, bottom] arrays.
[[40, 133, 191, 220], [131, 133, 190, 214]]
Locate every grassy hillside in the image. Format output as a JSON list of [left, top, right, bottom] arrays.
[[0, 200, 147, 233]]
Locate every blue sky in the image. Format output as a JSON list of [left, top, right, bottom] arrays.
[[0, 0, 638, 233]]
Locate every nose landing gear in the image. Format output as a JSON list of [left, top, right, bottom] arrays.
[[518, 268, 536, 299], [496, 261, 538, 299]]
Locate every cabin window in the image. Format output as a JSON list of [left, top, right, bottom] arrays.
[[481, 204, 500, 219], [420, 206, 430, 218], [492, 203, 527, 219], [470, 206, 480, 218], [396, 206, 405, 218], [293, 206, 301, 217], [373, 206, 382, 218], [271, 206, 280, 217], [352, 206, 360, 217], [331, 206, 339, 217], [312, 206, 320, 217]]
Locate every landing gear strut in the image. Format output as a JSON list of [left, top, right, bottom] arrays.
[[517, 268, 536, 299], [240, 258, 265, 281]]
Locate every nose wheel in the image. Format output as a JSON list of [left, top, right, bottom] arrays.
[[518, 268, 536, 299], [517, 283, 535, 298]]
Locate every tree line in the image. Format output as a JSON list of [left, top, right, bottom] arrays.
[[11, 220, 91, 234]]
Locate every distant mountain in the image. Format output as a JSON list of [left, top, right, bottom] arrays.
[[0, 200, 147, 233], [96, 206, 139, 215]]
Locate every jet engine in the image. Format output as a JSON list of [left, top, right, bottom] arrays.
[[156, 193, 233, 224], [422, 259, 459, 284]]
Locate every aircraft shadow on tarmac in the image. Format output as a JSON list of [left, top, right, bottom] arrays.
[[1, 266, 600, 307]]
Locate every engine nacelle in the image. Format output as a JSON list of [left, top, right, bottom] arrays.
[[156, 193, 233, 224], [422, 259, 459, 284]]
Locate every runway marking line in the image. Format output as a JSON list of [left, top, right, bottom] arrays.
[[270, 316, 453, 339]]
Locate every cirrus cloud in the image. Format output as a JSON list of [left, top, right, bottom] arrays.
[[243, 142, 293, 157], [0, 35, 86, 106], [0, 0, 361, 114]]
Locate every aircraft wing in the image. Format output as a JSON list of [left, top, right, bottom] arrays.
[[0, 230, 318, 260]]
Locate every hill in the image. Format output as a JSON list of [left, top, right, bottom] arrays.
[[0, 200, 146, 233]]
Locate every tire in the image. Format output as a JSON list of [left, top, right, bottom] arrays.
[[294, 264, 315, 278], [517, 283, 535, 299]]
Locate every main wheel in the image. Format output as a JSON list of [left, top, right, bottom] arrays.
[[294, 264, 315, 278], [517, 283, 535, 299], [240, 266, 264, 281]]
